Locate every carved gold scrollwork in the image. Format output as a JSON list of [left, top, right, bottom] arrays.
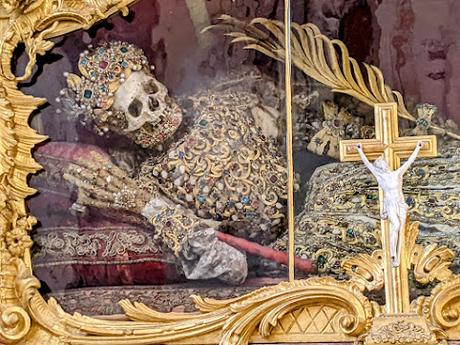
[[13, 263, 374, 345], [203, 278, 373, 343], [343, 250, 384, 293], [423, 276, 460, 334], [404, 221, 455, 285], [406, 221, 460, 340], [412, 244, 454, 285], [0, 1, 46, 16], [0, 306, 31, 343], [0, 0, 134, 81], [342, 221, 455, 294], [365, 320, 434, 345]]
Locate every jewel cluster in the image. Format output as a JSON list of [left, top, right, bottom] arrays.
[[58, 41, 152, 134]]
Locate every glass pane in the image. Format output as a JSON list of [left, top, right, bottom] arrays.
[[24, 0, 293, 316], [290, 1, 460, 287]]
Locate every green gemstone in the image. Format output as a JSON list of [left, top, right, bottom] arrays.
[[317, 255, 326, 267], [83, 90, 93, 99]]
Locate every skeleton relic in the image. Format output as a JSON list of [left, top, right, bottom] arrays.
[[60, 41, 288, 284]]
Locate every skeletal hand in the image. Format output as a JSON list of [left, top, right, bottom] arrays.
[[63, 151, 154, 214]]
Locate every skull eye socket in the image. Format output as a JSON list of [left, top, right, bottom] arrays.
[[143, 79, 159, 94], [128, 98, 143, 117]]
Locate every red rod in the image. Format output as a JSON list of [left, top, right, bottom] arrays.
[[216, 231, 315, 273]]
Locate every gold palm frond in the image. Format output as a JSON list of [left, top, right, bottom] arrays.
[[206, 15, 460, 140]]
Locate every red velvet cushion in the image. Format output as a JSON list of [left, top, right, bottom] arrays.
[[30, 142, 183, 291]]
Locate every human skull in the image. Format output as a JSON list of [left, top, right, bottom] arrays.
[[111, 70, 183, 148]]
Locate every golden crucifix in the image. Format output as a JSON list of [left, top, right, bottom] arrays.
[[339, 103, 437, 314]]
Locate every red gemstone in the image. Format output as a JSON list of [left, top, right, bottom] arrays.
[[99, 61, 109, 69], [270, 175, 278, 183]]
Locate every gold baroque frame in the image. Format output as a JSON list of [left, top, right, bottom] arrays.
[[1, 1, 460, 344]]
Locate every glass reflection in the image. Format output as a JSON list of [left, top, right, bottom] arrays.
[[25, 0, 292, 316]]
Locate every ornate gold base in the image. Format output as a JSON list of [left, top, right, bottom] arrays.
[[362, 314, 446, 345]]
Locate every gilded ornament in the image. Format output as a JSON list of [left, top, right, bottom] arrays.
[[342, 250, 384, 293], [364, 319, 435, 345], [422, 275, 460, 334], [411, 243, 454, 285], [1, 2, 460, 345], [7, 259, 374, 345], [307, 100, 359, 159]]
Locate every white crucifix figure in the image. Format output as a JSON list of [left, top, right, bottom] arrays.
[[356, 141, 423, 267], [339, 103, 437, 273]]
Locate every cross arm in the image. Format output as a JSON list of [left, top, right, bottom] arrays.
[[339, 139, 385, 162], [393, 135, 438, 160], [340, 135, 437, 164]]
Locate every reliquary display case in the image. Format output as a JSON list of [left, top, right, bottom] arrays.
[[1, 1, 460, 345]]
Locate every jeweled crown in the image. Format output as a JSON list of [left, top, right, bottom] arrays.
[[59, 41, 151, 134]]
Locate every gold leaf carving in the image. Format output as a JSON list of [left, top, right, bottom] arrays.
[[0, 0, 45, 16], [13, 262, 374, 344], [365, 320, 435, 345], [360, 314, 447, 345], [0, 306, 31, 343], [83, 279, 371, 344], [423, 276, 460, 332], [406, 222, 455, 285], [342, 250, 384, 292], [0, 0, 135, 81], [412, 244, 454, 285]]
